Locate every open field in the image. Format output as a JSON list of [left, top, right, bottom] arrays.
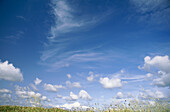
[[0, 105, 68, 112], [0, 103, 170, 112]]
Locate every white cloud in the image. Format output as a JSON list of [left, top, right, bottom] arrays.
[[15, 85, 40, 98], [99, 77, 122, 89], [0, 60, 23, 82], [87, 75, 94, 82], [15, 85, 50, 101], [0, 89, 12, 93], [49, 0, 81, 39], [15, 85, 28, 98], [63, 91, 78, 101], [44, 52, 106, 70], [87, 71, 99, 82], [79, 90, 92, 100], [0, 93, 12, 105], [146, 73, 153, 78], [27, 91, 41, 98], [34, 78, 42, 85], [120, 69, 124, 73], [44, 83, 65, 92], [67, 74, 71, 79], [139, 89, 166, 99], [145, 73, 153, 80], [59, 102, 80, 109], [130, 0, 167, 14], [139, 55, 170, 87], [0, 94, 11, 99], [152, 72, 170, 87], [41, 96, 50, 101], [57, 102, 90, 110], [56, 94, 62, 98], [129, 0, 170, 24], [87, 71, 94, 82], [66, 81, 81, 88], [127, 92, 133, 98], [116, 92, 124, 99], [140, 55, 170, 73], [155, 90, 165, 98], [29, 83, 38, 91], [49, 0, 102, 41], [40, 0, 111, 67], [70, 92, 78, 100], [62, 90, 92, 101]]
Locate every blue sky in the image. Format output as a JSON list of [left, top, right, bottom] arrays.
[[0, 0, 170, 109]]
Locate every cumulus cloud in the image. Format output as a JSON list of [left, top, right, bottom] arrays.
[[58, 102, 89, 110], [139, 55, 170, 87], [0, 93, 12, 105], [79, 90, 92, 100], [152, 72, 170, 87], [34, 78, 42, 85], [67, 74, 71, 79], [0, 89, 12, 93], [58, 90, 92, 101], [139, 89, 166, 99], [146, 73, 153, 78], [56, 94, 63, 98], [70, 92, 78, 100], [0, 94, 11, 99], [116, 92, 124, 99], [15, 85, 41, 99], [41, 96, 50, 101], [63, 92, 78, 101], [44, 83, 65, 92], [0, 60, 23, 82], [87, 71, 97, 82], [66, 81, 81, 88], [139, 55, 170, 72], [120, 69, 124, 73], [99, 77, 122, 89], [87, 75, 94, 82], [15, 85, 50, 101]]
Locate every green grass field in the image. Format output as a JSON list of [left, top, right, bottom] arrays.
[[0, 97, 169, 112], [0, 105, 68, 112], [0, 102, 169, 112]]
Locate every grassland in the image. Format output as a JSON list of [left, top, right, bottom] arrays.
[[0, 104, 169, 112], [0, 98, 169, 112], [0, 105, 68, 112]]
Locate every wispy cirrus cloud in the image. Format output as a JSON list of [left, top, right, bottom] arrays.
[[48, 0, 107, 41], [40, 50, 116, 71], [40, 0, 112, 70], [129, 0, 170, 25]]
